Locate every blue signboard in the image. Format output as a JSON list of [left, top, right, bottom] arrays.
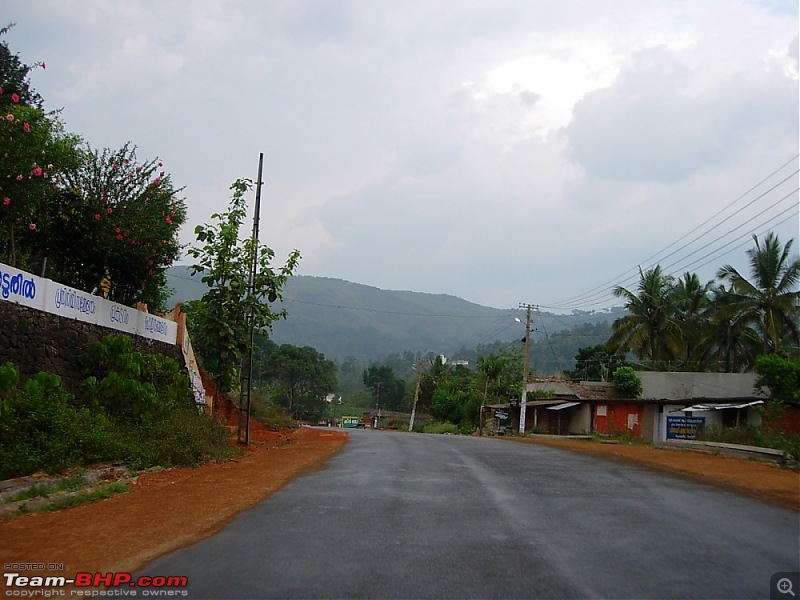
[[666, 416, 706, 440]]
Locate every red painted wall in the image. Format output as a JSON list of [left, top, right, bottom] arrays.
[[594, 402, 644, 438]]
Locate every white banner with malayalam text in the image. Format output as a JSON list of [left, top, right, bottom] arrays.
[[95, 297, 138, 336], [137, 311, 178, 344], [0, 262, 47, 311], [0, 262, 176, 344]]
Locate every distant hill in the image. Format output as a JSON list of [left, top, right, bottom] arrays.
[[166, 266, 623, 365]]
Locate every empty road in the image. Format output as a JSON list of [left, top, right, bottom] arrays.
[[138, 429, 799, 599]]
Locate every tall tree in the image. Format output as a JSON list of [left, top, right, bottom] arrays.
[[704, 285, 762, 372], [261, 344, 337, 421], [187, 179, 301, 393], [362, 365, 406, 411], [717, 233, 800, 355], [673, 272, 713, 371], [607, 266, 682, 368]]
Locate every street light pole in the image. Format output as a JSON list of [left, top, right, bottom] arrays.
[[519, 303, 533, 435]]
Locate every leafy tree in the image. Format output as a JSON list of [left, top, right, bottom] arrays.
[[565, 345, 626, 381], [261, 344, 337, 421], [754, 354, 800, 406], [0, 24, 43, 109], [362, 365, 407, 411], [187, 178, 300, 393], [38, 144, 185, 307], [0, 33, 82, 267], [607, 266, 682, 368], [717, 233, 800, 355], [477, 352, 520, 403], [612, 366, 642, 398]]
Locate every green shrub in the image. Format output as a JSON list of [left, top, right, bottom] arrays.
[[122, 408, 238, 470], [422, 421, 460, 435], [0, 369, 120, 479], [612, 366, 643, 398], [80, 335, 192, 425]]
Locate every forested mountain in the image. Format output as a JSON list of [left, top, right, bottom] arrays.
[[166, 265, 622, 372]]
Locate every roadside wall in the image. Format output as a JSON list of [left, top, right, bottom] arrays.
[[0, 261, 192, 397], [0, 300, 184, 395]]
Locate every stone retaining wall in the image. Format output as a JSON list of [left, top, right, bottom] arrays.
[[1, 300, 184, 395]]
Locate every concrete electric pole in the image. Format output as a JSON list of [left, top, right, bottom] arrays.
[[519, 303, 533, 434]]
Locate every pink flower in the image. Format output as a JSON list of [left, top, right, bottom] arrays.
[[112, 163, 119, 170], [165, 217, 172, 225], [11, 93, 19, 104], [115, 227, 120, 233], [116, 234, 123, 241], [23, 122, 30, 132], [3, 197, 9, 206], [41, 62, 46, 70], [0, 86, 3, 94], [158, 162, 163, 167], [28, 223, 36, 231], [94, 214, 101, 220], [153, 178, 161, 185], [123, 231, 129, 237], [123, 158, 129, 164], [107, 207, 112, 214], [167, 259, 173, 266], [15, 174, 22, 181], [32, 167, 43, 177], [5, 114, 13, 121]]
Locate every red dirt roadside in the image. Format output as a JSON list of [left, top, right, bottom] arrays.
[[0, 425, 348, 594], [513, 435, 800, 511]]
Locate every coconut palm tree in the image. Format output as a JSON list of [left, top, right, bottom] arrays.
[[717, 233, 800, 355], [673, 272, 713, 370], [607, 265, 683, 369], [704, 284, 762, 372]]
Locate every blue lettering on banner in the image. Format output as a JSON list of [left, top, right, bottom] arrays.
[[110, 305, 129, 325], [0, 270, 37, 300], [144, 314, 168, 336], [53, 286, 96, 315]]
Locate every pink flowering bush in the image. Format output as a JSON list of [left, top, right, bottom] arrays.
[[0, 97, 81, 266], [39, 143, 187, 308]]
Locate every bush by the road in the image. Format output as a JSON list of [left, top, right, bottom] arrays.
[[0, 336, 240, 480]]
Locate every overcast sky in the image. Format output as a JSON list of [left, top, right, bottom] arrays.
[[5, 0, 798, 311]]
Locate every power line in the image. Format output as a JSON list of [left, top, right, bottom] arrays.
[[545, 155, 799, 310]]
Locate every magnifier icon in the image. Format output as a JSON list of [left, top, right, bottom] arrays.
[[777, 578, 796, 597]]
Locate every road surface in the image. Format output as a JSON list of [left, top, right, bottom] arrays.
[[138, 429, 800, 599]]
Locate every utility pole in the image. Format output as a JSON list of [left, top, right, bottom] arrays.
[[519, 303, 533, 435], [238, 152, 264, 445], [409, 365, 422, 432]]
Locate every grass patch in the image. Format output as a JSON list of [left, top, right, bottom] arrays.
[[421, 421, 460, 435], [39, 482, 129, 513], [5, 472, 86, 504]]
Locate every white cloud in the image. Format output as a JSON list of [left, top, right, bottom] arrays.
[[4, 0, 798, 311]]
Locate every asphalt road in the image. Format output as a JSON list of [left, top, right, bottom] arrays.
[[138, 429, 800, 599]]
